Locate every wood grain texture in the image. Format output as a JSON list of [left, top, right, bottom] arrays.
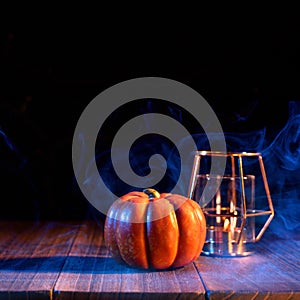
[[0, 221, 79, 300], [53, 221, 205, 300], [1, 221, 299, 299], [194, 232, 300, 299]]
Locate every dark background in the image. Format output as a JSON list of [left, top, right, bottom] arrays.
[[1, 15, 299, 221]]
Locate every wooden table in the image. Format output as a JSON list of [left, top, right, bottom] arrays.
[[0, 221, 299, 299]]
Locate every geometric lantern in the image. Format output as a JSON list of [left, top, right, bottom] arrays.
[[188, 151, 275, 256]]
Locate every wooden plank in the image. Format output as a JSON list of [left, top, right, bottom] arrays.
[[54, 221, 205, 300], [194, 232, 300, 299], [2, 221, 299, 299], [0, 221, 79, 300]]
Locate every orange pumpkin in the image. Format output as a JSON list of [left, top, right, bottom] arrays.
[[104, 188, 206, 270]]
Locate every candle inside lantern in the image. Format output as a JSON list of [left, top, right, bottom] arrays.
[[195, 174, 255, 256], [188, 151, 274, 257]]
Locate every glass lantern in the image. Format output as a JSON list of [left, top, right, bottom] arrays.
[[188, 151, 275, 257]]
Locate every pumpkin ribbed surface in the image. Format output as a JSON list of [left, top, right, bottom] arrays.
[[104, 190, 206, 269]]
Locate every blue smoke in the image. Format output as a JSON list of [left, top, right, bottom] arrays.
[[92, 100, 300, 240]]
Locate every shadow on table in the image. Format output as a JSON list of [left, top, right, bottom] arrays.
[[0, 256, 184, 274]]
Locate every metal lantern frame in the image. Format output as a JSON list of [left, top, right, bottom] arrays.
[[188, 151, 275, 245]]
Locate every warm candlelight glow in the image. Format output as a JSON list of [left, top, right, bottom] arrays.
[[188, 151, 274, 256]]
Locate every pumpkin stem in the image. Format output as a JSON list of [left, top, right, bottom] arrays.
[[143, 188, 160, 199]]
